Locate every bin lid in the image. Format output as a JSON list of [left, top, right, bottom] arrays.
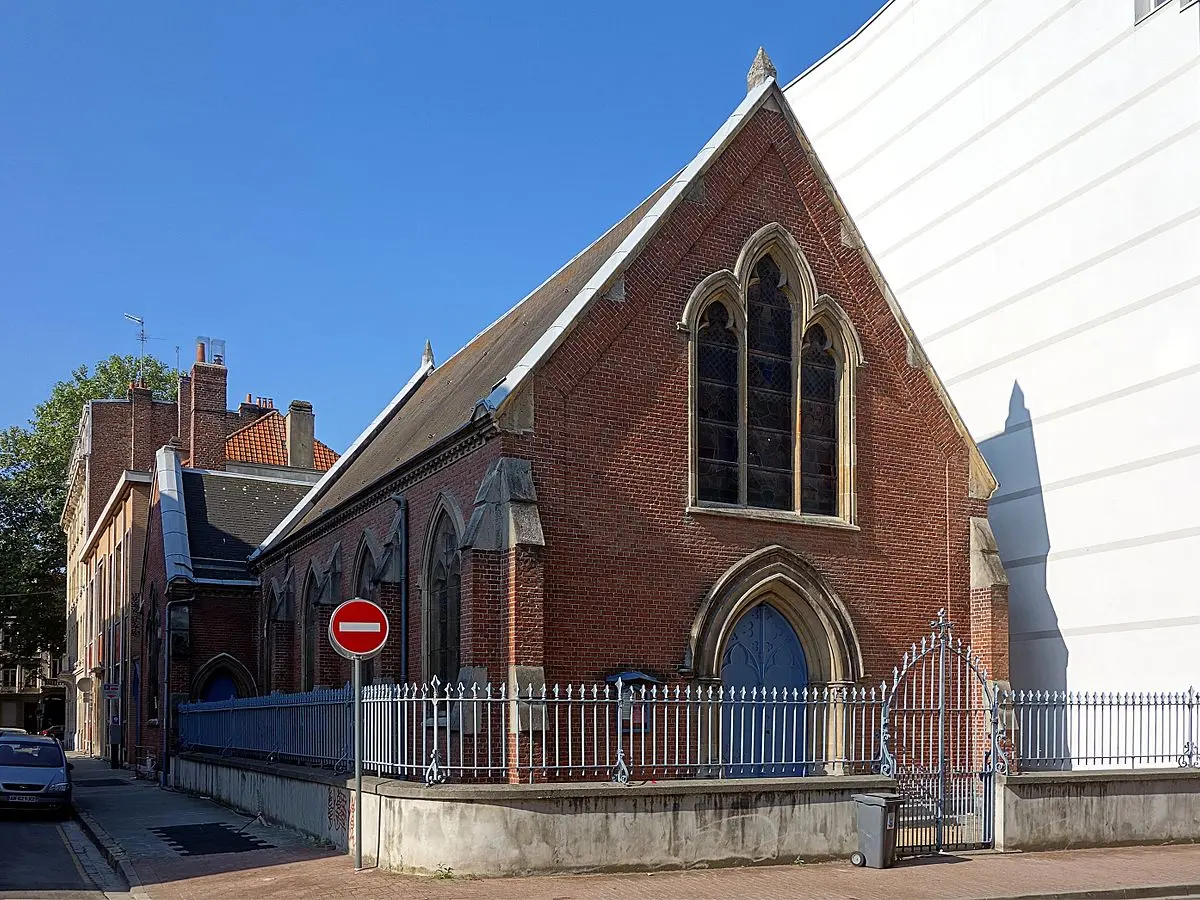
[[851, 792, 902, 806]]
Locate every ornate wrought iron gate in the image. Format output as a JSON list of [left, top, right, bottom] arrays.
[[881, 610, 1008, 855]]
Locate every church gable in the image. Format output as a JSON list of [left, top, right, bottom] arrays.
[[524, 96, 968, 523]]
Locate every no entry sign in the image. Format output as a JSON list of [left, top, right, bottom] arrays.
[[328, 598, 389, 660]]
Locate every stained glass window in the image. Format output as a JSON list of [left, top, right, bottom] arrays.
[[746, 257, 794, 510], [428, 515, 461, 686], [800, 324, 839, 515], [696, 301, 740, 503]]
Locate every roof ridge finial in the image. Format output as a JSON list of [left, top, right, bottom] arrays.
[[422, 339, 435, 368], [747, 47, 777, 93]]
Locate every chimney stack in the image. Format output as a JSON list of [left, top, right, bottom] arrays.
[[189, 337, 228, 470], [285, 400, 315, 469]]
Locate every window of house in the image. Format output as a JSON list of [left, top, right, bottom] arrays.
[[689, 241, 858, 522], [1135, 0, 1173, 19], [426, 514, 461, 686], [0, 668, 16, 689], [145, 594, 160, 720]]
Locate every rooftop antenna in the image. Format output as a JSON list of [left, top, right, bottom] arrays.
[[124, 313, 146, 386]]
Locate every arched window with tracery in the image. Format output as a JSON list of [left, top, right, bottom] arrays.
[[426, 514, 461, 685], [687, 227, 860, 522]]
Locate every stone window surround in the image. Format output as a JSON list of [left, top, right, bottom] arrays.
[[681, 222, 865, 527], [419, 492, 466, 686]]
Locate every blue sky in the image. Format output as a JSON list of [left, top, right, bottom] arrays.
[[1, 1, 882, 451]]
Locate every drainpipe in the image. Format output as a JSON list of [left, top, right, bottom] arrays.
[[398, 497, 409, 684], [160, 597, 191, 788]]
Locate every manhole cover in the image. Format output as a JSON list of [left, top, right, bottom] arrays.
[[76, 778, 128, 787], [150, 822, 274, 856]]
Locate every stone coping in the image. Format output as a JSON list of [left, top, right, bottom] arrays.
[[1001, 768, 1200, 785], [177, 752, 895, 801]]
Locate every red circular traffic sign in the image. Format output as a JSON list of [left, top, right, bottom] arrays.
[[328, 598, 390, 660]]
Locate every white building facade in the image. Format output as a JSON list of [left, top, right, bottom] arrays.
[[786, 0, 1200, 692]]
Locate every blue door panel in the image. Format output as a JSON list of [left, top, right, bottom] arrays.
[[721, 603, 808, 776]]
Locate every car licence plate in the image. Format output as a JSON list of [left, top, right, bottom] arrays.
[[7, 795, 40, 802]]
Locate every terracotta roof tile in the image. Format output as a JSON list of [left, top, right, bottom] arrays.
[[224, 411, 338, 471]]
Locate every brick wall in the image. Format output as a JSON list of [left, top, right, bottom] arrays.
[[86, 403, 132, 526], [257, 438, 501, 692]]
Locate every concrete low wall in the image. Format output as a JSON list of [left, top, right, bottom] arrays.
[[173, 753, 892, 875], [996, 769, 1200, 851]]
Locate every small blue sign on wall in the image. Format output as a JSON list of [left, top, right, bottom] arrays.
[[606, 671, 662, 733]]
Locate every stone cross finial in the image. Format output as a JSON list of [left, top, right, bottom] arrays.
[[747, 47, 777, 92], [422, 339, 435, 368]]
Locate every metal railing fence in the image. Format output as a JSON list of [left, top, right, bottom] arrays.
[[178, 686, 353, 769], [180, 680, 883, 782], [1009, 687, 1198, 770], [176, 681, 1200, 782]]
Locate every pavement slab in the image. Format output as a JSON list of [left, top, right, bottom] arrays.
[[68, 755, 1200, 900]]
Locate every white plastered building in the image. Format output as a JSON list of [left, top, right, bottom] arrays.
[[785, 0, 1200, 692]]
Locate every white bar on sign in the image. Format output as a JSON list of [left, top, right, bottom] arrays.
[[338, 622, 381, 633]]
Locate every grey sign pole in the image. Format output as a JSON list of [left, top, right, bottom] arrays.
[[353, 655, 363, 871], [328, 596, 388, 874]]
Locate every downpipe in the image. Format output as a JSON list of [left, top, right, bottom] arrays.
[[398, 496, 409, 684]]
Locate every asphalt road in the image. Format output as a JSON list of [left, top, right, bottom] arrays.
[[0, 812, 127, 899]]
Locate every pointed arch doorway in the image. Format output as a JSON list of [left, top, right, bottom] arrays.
[[721, 601, 809, 776]]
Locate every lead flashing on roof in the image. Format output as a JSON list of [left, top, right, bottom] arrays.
[[156, 444, 194, 587]]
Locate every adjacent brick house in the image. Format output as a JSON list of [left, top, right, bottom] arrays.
[[63, 340, 337, 762], [248, 59, 1010, 712]]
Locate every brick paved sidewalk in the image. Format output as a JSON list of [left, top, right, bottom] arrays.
[[70, 756, 1200, 900]]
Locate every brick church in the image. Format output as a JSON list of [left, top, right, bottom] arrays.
[[249, 51, 1010, 705]]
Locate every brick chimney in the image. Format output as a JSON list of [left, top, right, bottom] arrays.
[[285, 400, 314, 469], [128, 383, 156, 471], [189, 338, 228, 470]]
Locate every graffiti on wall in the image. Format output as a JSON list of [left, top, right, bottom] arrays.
[[327, 785, 350, 844]]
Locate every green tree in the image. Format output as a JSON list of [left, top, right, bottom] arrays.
[[0, 354, 178, 664]]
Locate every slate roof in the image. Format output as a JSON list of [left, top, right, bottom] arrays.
[[225, 411, 339, 471], [286, 180, 673, 533], [255, 69, 996, 559], [181, 471, 311, 580]]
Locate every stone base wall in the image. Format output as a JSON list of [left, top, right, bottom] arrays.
[[996, 770, 1200, 851], [173, 753, 893, 875]]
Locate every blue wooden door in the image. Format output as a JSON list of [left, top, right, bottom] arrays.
[[200, 671, 238, 703], [721, 603, 809, 776]]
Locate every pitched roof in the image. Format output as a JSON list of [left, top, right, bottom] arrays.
[[275, 180, 672, 537], [180, 470, 311, 580], [254, 72, 995, 560], [224, 411, 338, 471]]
